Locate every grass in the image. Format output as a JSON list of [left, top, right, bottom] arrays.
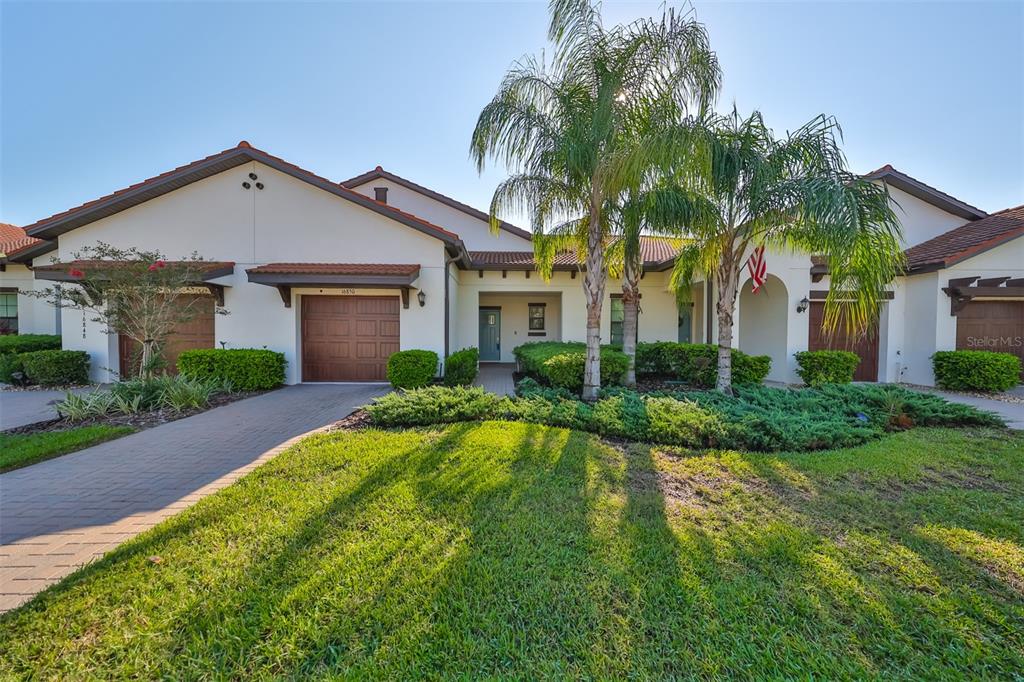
[[0, 425, 136, 472], [1, 423, 1022, 678]]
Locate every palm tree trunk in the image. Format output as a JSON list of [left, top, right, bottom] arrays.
[[621, 259, 640, 387], [715, 254, 739, 394], [582, 208, 606, 401]]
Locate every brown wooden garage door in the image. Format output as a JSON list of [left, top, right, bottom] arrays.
[[808, 302, 879, 381], [119, 294, 215, 377], [956, 300, 1024, 378], [302, 296, 400, 382]]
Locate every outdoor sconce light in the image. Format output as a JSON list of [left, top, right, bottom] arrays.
[[417, 290, 426, 307], [796, 297, 809, 314]]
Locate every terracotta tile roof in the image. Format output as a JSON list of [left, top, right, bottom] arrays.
[[341, 166, 532, 240], [22, 142, 463, 247], [469, 236, 685, 269], [0, 223, 44, 258], [34, 260, 235, 278], [246, 263, 420, 276], [904, 204, 1024, 272], [862, 164, 987, 221]]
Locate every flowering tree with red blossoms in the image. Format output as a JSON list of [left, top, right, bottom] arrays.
[[29, 243, 226, 378]]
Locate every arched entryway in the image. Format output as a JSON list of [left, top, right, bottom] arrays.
[[738, 274, 788, 382]]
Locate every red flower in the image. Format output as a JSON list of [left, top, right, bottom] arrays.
[[68, 268, 84, 278], [148, 260, 167, 272]]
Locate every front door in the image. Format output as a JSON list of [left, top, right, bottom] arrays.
[[808, 302, 879, 381], [479, 308, 501, 361], [678, 303, 693, 343]]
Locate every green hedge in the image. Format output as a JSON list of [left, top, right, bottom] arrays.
[[636, 342, 771, 387], [932, 350, 1021, 392], [177, 349, 286, 391], [513, 342, 629, 391], [794, 350, 861, 386], [364, 382, 1002, 453], [0, 334, 61, 355], [19, 350, 90, 386], [386, 350, 438, 389], [0, 353, 25, 384], [444, 347, 479, 387]]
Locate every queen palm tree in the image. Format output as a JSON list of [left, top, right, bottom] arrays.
[[670, 108, 904, 392], [470, 0, 719, 399]]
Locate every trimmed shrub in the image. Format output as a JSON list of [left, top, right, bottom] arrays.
[[0, 334, 61, 355], [366, 386, 499, 426], [386, 350, 439, 389], [932, 350, 1021, 392], [662, 343, 771, 387], [0, 353, 25, 384], [19, 350, 89, 386], [444, 347, 479, 387], [794, 350, 861, 386], [635, 342, 676, 377], [514, 341, 628, 391], [178, 349, 286, 391], [498, 394, 594, 431]]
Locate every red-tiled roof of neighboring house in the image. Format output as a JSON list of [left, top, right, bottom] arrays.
[[21, 142, 464, 248], [246, 263, 420, 276], [0, 223, 44, 258], [903, 204, 1024, 272], [341, 166, 532, 240], [34, 260, 235, 281], [863, 164, 987, 221], [469, 236, 686, 270]]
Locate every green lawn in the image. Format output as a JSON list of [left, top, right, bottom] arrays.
[[0, 425, 136, 472], [1, 423, 1022, 678]]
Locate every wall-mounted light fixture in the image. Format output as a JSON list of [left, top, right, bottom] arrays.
[[417, 290, 426, 307], [796, 297, 809, 314]]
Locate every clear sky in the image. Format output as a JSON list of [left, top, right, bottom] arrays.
[[2, 1, 1021, 229]]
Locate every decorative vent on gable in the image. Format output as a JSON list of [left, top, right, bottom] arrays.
[[374, 187, 388, 204]]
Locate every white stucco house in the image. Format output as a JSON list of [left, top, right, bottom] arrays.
[[3, 142, 1021, 387]]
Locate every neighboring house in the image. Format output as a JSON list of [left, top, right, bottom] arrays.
[[0, 223, 58, 335], [15, 141, 1023, 386]]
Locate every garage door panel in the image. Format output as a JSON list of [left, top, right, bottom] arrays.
[[956, 301, 1024, 377], [302, 295, 400, 382]]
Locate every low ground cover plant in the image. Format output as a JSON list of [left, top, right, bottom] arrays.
[[932, 350, 1021, 392], [634, 341, 771, 386], [178, 348, 286, 390], [513, 342, 628, 390], [443, 348, 479, 387], [364, 381, 1001, 452], [57, 375, 229, 421], [794, 350, 861, 386], [386, 350, 439, 389]]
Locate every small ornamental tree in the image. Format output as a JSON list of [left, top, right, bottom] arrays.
[[28, 243, 228, 378]]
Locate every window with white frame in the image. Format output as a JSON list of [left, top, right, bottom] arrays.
[[0, 291, 18, 334]]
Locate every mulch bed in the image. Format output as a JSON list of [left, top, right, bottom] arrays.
[[2, 390, 267, 437], [329, 408, 373, 432]]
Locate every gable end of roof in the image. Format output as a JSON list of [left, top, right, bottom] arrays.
[[904, 204, 1024, 272], [863, 165, 987, 221]]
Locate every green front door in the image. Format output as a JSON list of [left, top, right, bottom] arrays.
[[479, 308, 501, 361]]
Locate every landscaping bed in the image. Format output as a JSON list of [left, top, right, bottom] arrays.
[[1, 422, 1021, 678], [357, 381, 1003, 452]]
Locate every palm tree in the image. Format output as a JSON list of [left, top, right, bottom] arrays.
[[470, 0, 719, 399], [669, 108, 904, 392]]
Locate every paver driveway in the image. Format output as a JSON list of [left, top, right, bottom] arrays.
[[0, 383, 386, 612], [0, 386, 108, 430]]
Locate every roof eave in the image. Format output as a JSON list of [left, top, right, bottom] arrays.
[[864, 168, 987, 221]]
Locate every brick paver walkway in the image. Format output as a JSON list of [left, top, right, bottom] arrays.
[[0, 386, 108, 430], [474, 363, 516, 396], [0, 383, 386, 612]]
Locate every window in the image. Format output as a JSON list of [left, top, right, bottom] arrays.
[[0, 291, 18, 334], [528, 303, 546, 332], [610, 296, 624, 346]]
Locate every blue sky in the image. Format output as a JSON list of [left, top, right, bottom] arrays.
[[2, 1, 1021, 229]]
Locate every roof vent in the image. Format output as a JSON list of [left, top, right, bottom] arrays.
[[374, 187, 388, 204]]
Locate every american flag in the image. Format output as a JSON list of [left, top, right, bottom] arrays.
[[747, 245, 767, 293]]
